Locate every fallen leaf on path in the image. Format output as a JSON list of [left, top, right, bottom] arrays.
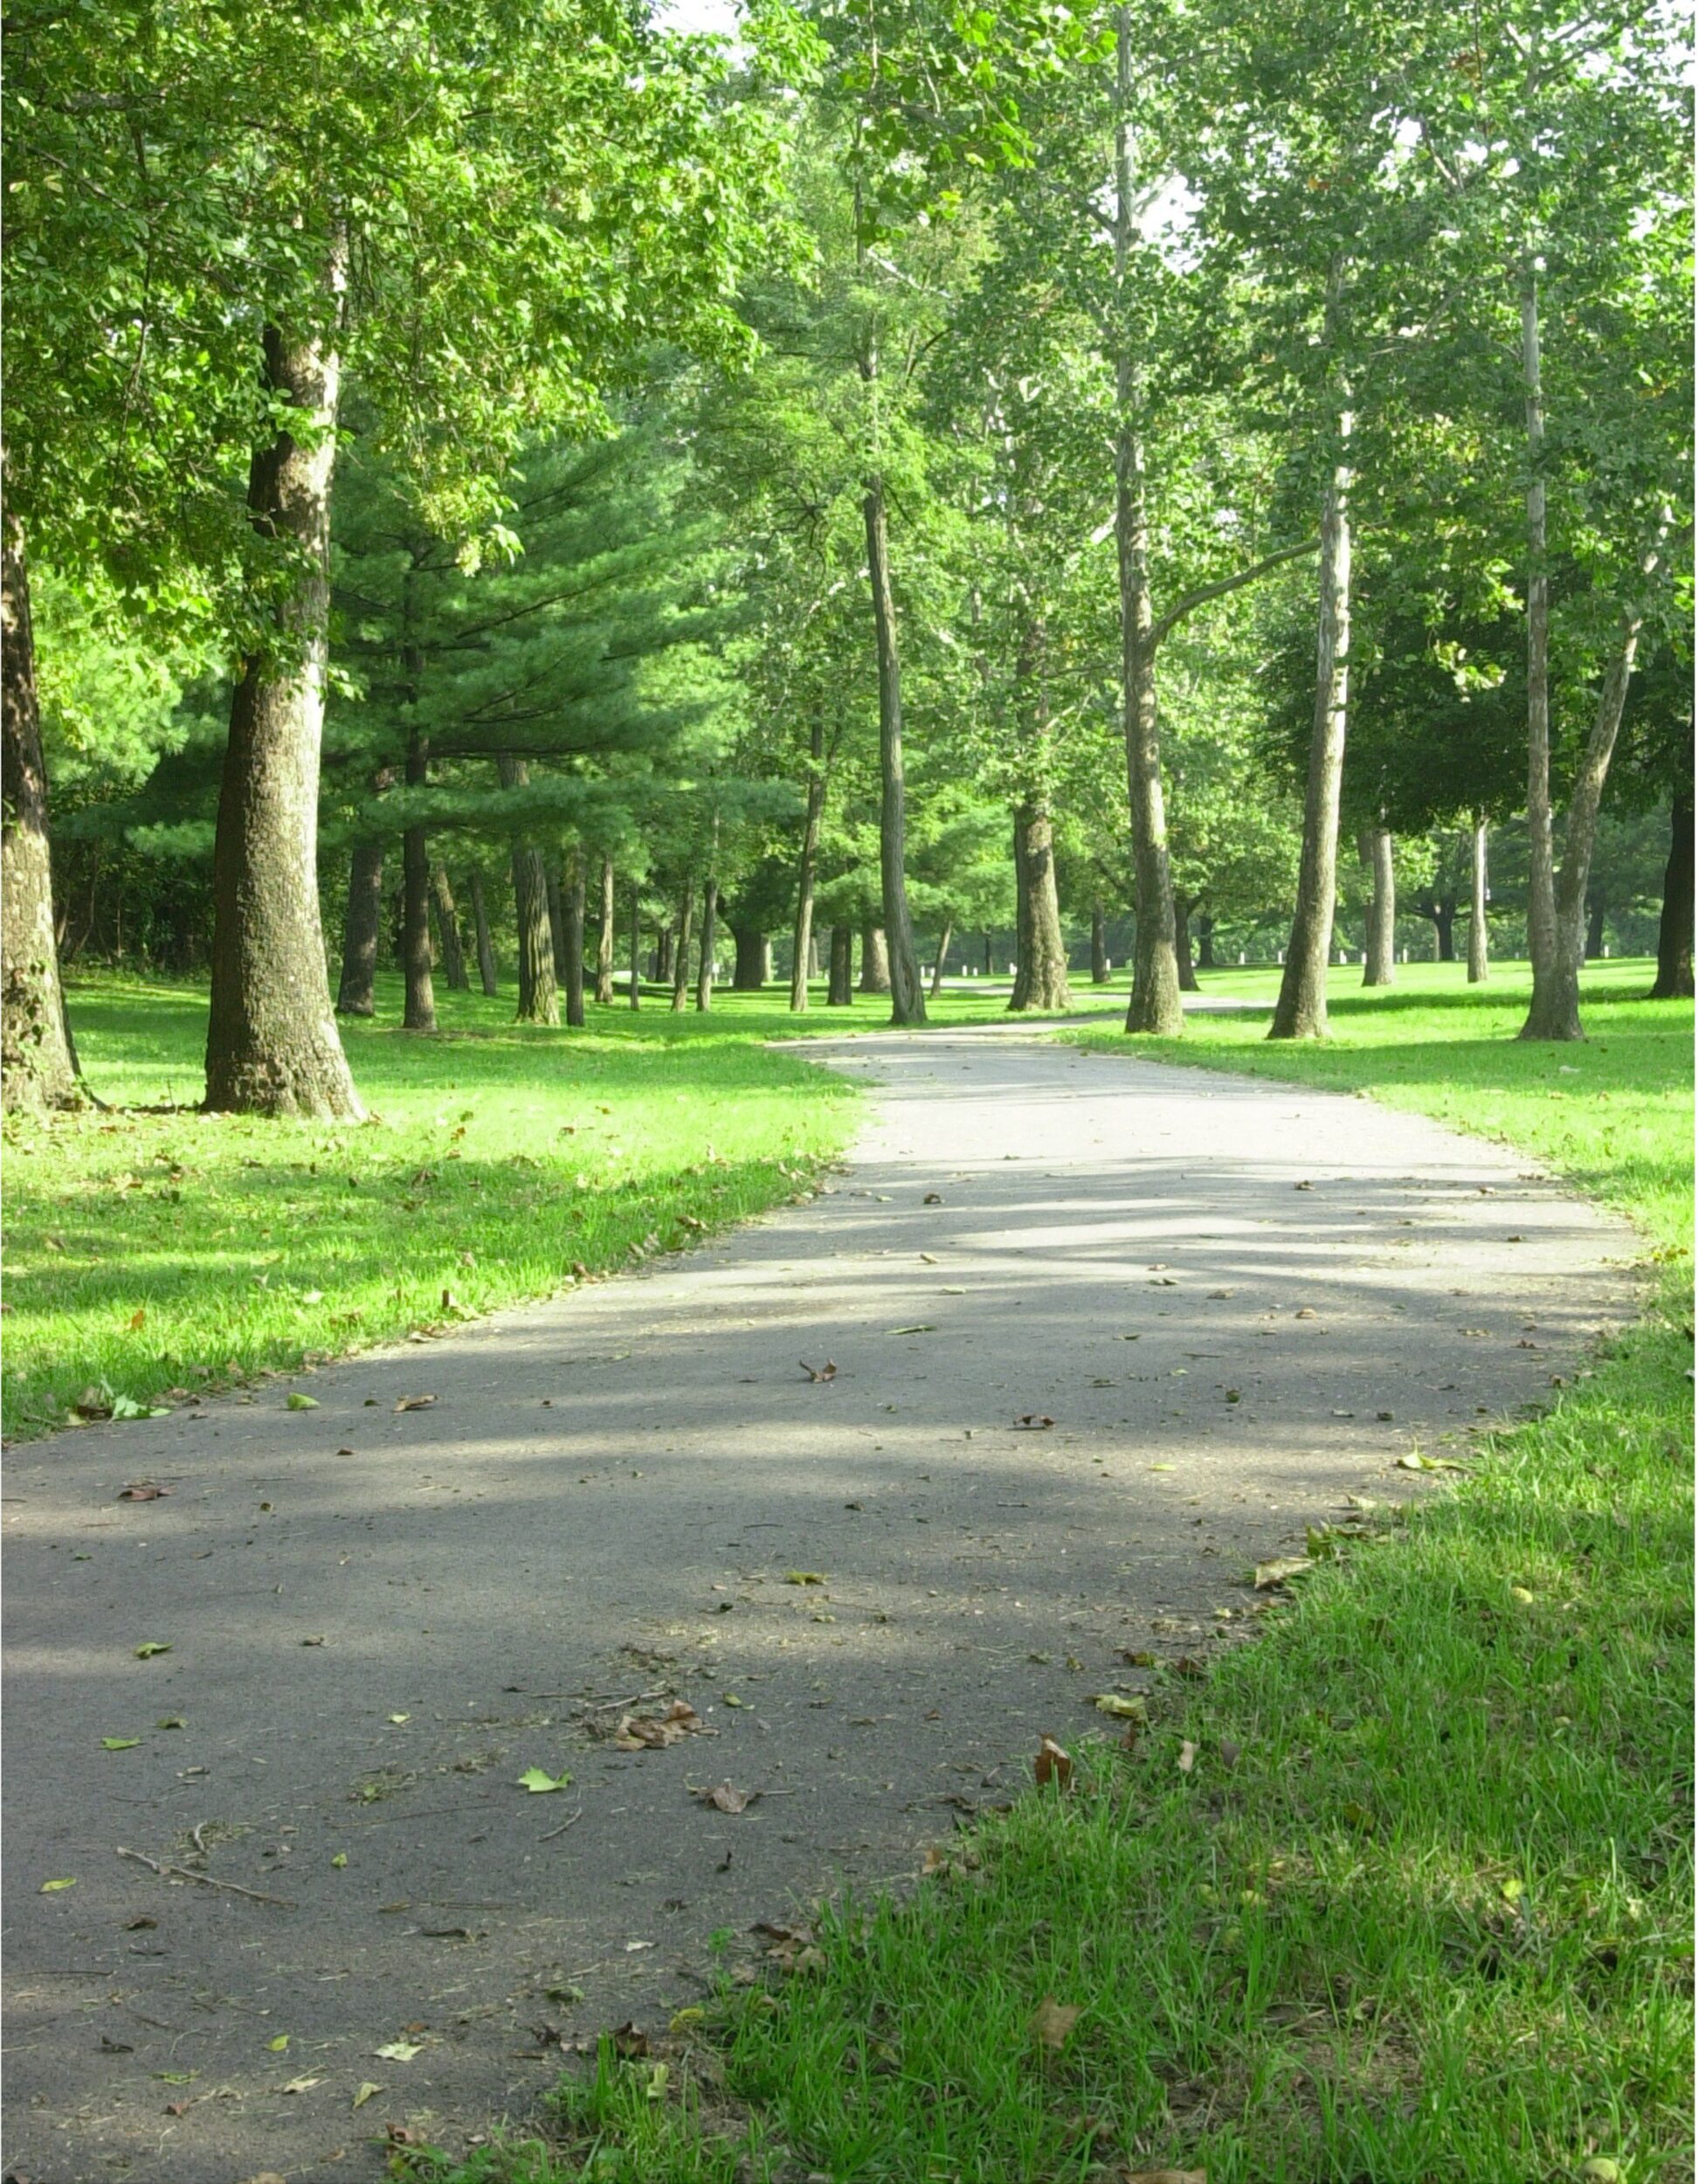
[[1119, 1649, 1157, 1668], [799, 1360, 838, 1383], [614, 1701, 701, 1751], [39, 1877, 77, 1891], [699, 1782, 749, 1814], [1253, 1558, 1313, 1589], [1177, 1740, 1198, 1774], [1035, 1736, 1073, 1789], [612, 2021, 650, 2058], [100, 1737, 142, 1751], [923, 1192, 943, 1205], [1030, 1997, 1083, 2049], [394, 1394, 438, 1413], [1014, 1414, 1054, 1431], [889, 1324, 935, 1336], [279, 2076, 321, 2095], [1294, 1179, 1313, 1191], [374, 2040, 424, 2062], [1294, 1307, 1317, 1319], [286, 1393, 319, 1411], [784, 1571, 826, 1585], [1092, 1693, 1148, 1720], [352, 2082, 383, 2109], [118, 1482, 171, 1502], [1146, 1462, 1175, 1472], [133, 1641, 172, 1659], [516, 1767, 573, 1794]]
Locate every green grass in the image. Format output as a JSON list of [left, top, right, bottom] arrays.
[[401, 956, 1693, 2184]]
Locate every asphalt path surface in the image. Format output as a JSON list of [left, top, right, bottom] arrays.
[[3, 1030, 1636, 2182]]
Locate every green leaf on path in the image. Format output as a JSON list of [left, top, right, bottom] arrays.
[[517, 1766, 572, 1794], [784, 1571, 826, 1585], [286, 1393, 320, 1410], [376, 2040, 424, 2061], [1091, 1693, 1147, 1719], [134, 1641, 172, 1658], [39, 1877, 77, 1892], [267, 2034, 289, 2051], [100, 1736, 142, 1750]]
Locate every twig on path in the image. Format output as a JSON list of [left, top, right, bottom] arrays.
[[541, 1805, 585, 1842], [116, 1845, 294, 1907], [577, 1686, 673, 1711]]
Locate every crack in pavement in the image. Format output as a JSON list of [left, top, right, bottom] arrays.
[[1, 1032, 1636, 2181]]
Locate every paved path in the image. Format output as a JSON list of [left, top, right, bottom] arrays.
[[3, 1033, 1636, 2182]]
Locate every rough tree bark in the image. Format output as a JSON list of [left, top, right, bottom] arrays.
[[547, 869, 569, 985], [1584, 895, 1605, 960], [1649, 796, 1694, 999], [469, 870, 500, 996], [1269, 392, 1353, 1042], [1090, 900, 1108, 985], [1467, 819, 1489, 984], [1517, 254, 1573, 1040], [732, 925, 769, 990], [400, 702, 436, 1032], [696, 875, 717, 1013], [430, 864, 467, 991], [859, 922, 891, 993], [204, 268, 364, 1116], [497, 757, 556, 1026], [335, 840, 386, 1016], [655, 923, 673, 987], [628, 885, 642, 1009], [671, 881, 694, 1013], [1, 514, 78, 1109], [828, 923, 853, 1006], [790, 715, 825, 1013], [1196, 914, 1217, 970], [1174, 897, 1199, 993], [596, 856, 616, 1005], [563, 851, 586, 1029], [1360, 827, 1395, 987], [929, 917, 952, 1000], [862, 475, 926, 1024], [1010, 805, 1070, 1013]]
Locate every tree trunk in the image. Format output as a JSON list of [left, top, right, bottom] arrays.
[[1115, 14, 1182, 1038], [204, 278, 363, 1119], [656, 923, 673, 987], [790, 716, 825, 1013], [862, 475, 926, 1025], [563, 850, 586, 1029], [547, 869, 569, 985], [1196, 913, 1217, 971], [984, 930, 993, 975], [828, 923, 853, 1006], [467, 867, 499, 995], [859, 922, 891, 993], [1010, 814, 1032, 1009], [401, 710, 436, 1032], [498, 757, 556, 1025], [1269, 396, 1352, 1042], [1, 514, 79, 1109], [732, 924, 769, 990], [1648, 797, 1694, 998], [1584, 894, 1605, 961], [1175, 897, 1199, 993], [335, 837, 385, 1017], [596, 856, 616, 1004], [430, 865, 467, 991], [697, 875, 718, 1011], [1091, 900, 1109, 984], [1432, 902, 1456, 960], [929, 917, 952, 999], [671, 881, 694, 1013], [628, 885, 642, 1009], [1467, 819, 1489, 984], [1011, 806, 1070, 1013], [1361, 827, 1395, 987]]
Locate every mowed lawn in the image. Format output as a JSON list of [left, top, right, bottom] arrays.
[[415, 957, 1694, 2184]]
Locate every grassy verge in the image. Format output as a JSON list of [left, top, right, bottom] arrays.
[[411, 957, 1693, 2184]]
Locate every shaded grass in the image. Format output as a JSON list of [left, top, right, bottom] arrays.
[[406, 957, 1693, 2184]]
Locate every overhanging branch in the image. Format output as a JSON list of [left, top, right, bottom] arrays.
[[1150, 536, 1321, 649]]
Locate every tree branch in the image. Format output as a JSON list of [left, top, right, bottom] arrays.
[[1150, 536, 1321, 648]]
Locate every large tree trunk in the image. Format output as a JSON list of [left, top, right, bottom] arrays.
[[1584, 894, 1605, 960], [828, 923, 853, 1006], [655, 923, 673, 987], [563, 850, 586, 1029], [1269, 397, 1352, 1042], [547, 869, 569, 985], [1175, 896, 1199, 993], [468, 868, 500, 995], [929, 917, 952, 1000], [732, 924, 769, 990], [1467, 819, 1489, 984], [1009, 814, 1031, 1010], [859, 922, 891, 993], [628, 885, 642, 1009], [1196, 913, 1217, 971], [862, 475, 927, 1025], [596, 856, 616, 1004], [1431, 902, 1456, 960], [1360, 827, 1395, 987], [1649, 796, 1694, 999], [1, 514, 78, 1109], [790, 717, 825, 1013], [697, 875, 718, 1012], [1115, 15, 1182, 1037], [498, 757, 556, 1025], [671, 881, 694, 1013], [204, 285, 363, 1118], [1011, 805, 1070, 1013], [401, 722, 436, 1033], [1090, 899, 1109, 985], [430, 864, 467, 991], [335, 838, 386, 1016]]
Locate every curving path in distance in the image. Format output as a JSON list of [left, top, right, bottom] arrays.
[[2, 1030, 1636, 2181]]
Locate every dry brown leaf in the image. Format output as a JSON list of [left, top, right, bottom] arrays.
[[394, 1394, 438, 1413], [613, 1701, 702, 1752], [611, 2021, 649, 2058], [799, 1359, 838, 1383], [1253, 1556, 1313, 1589], [1035, 1736, 1073, 1790], [118, 1482, 171, 1502], [1013, 1413, 1055, 1431], [700, 1782, 749, 1814], [921, 1844, 951, 1876], [1177, 1740, 1198, 1774], [1030, 1996, 1083, 2049]]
